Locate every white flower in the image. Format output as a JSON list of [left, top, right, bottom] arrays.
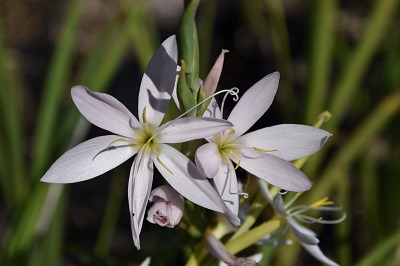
[[195, 72, 332, 214], [41, 36, 240, 249], [146, 185, 184, 228], [259, 180, 345, 266]]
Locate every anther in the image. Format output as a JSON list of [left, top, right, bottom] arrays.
[[229, 151, 241, 170], [253, 147, 278, 153], [157, 155, 173, 175], [230, 191, 249, 198], [142, 106, 147, 123], [107, 138, 129, 148], [309, 197, 334, 208]]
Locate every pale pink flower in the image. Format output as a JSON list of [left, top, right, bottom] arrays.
[[195, 72, 332, 214], [41, 36, 240, 249], [147, 185, 184, 228]]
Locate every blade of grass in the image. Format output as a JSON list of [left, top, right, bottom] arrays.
[[27, 189, 66, 266], [197, 0, 218, 78], [309, 89, 400, 203], [120, 0, 159, 72], [32, 0, 85, 179], [304, 0, 337, 123], [326, 0, 399, 130], [304, 0, 399, 178], [0, 17, 26, 206], [264, 0, 293, 82], [95, 170, 125, 258], [355, 228, 400, 266], [335, 166, 352, 266]]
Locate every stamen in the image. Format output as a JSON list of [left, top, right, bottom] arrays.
[[107, 138, 129, 148], [220, 87, 239, 119], [149, 88, 240, 142], [279, 189, 288, 195], [230, 191, 249, 198], [142, 106, 147, 123], [284, 192, 302, 209], [229, 151, 241, 170], [179, 87, 239, 119], [228, 170, 248, 198], [93, 138, 132, 161], [253, 147, 278, 153], [309, 197, 334, 208], [228, 128, 235, 135], [157, 155, 173, 175]]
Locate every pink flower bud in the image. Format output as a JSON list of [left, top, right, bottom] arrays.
[[202, 49, 228, 99], [146, 185, 184, 228]]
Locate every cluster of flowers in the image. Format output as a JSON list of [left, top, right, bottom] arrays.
[[42, 36, 342, 265]]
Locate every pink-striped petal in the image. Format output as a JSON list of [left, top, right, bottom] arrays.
[[71, 85, 140, 137], [41, 135, 137, 183], [231, 148, 311, 192], [138, 35, 178, 126], [227, 72, 280, 139], [236, 124, 332, 161], [157, 117, 232, 143], [128, 149, 154, 250], [195, 143, 222, 178]]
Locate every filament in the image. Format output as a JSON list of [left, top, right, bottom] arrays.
[[157, 155, 173, 174], [148, 88, 240, 143], [220, 87, 239, 119]]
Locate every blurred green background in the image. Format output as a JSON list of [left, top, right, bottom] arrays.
[[0, 0, 399, 265]]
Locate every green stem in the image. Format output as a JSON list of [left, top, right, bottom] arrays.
[[229, 191, 267, 241], [225, 220, 281, 255]]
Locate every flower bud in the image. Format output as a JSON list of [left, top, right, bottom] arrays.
[[146, 185, 184, 228], [202, 49, 228, 99]]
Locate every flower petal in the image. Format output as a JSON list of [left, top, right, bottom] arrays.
[[272, 194, 289, 216], [301, 243, 339, 266], [195, 143, 222, 178], [206, 233, 239, 265], [232, 148, 312, 192], [204, 98, 223, 119], [153, 144, 240, 227], [287, 217, 319, 245], [227, 72, 280, 139], [138, 35, 178, 126], [128, 148, 154, 250], [41, 135, 137, 183], [236, 124, 332, 161], [202, 50, 227, 99], [71, 85, 140, 137], [157, 117, 233, 143], [213, 161, 239, 215]]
